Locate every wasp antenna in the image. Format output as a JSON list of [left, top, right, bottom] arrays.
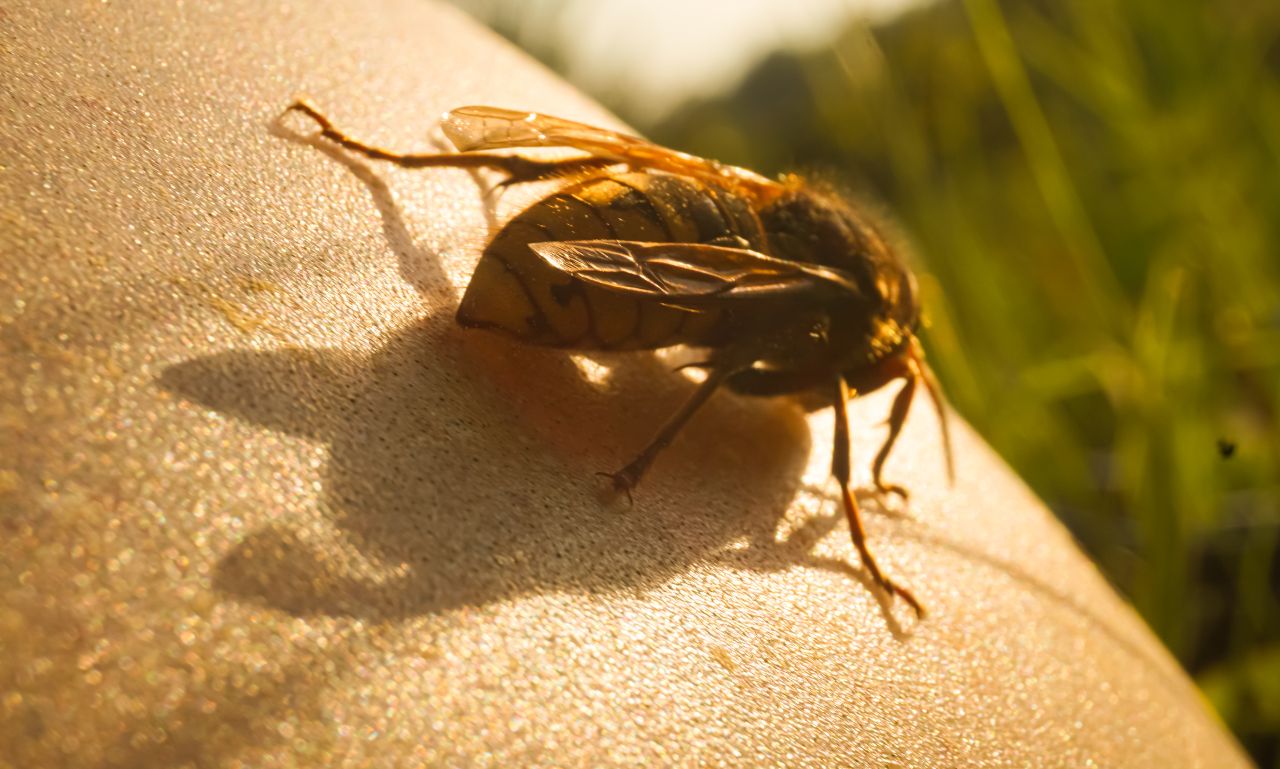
[[913, 340, 955, 485]]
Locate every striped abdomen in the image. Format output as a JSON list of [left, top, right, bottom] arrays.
[[456, 172, 768, 350]]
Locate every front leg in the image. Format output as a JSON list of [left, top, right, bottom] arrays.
[[832, 376, 924, 617], [871, 371, 917, 502]]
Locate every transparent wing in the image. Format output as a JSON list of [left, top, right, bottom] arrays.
[[527, 240, 862, 307], [442, 106, 651, 153], [442, 106, 781, 198]]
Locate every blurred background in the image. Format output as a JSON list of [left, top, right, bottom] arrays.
[[447, 0, 1280, 762]]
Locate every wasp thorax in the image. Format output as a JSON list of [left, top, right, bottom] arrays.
[[759, 191, 893, 295], [759, 189, 918, 361]]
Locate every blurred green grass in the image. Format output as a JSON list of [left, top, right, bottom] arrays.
[[640, 0, 1280, 761], [474, 0, 1280, 761]]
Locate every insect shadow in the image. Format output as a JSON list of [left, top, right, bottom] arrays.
[[162, 125, 905, 627], [160, 317, 892, 621], [267, 116, 453, 299]]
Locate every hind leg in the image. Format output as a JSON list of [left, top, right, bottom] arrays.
[[284, 100, 613, 182]]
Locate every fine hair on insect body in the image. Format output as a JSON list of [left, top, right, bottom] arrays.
[[283, 99, 954, 617]]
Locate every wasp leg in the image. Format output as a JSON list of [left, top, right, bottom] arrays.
[[832, 376, 924, 618], [285, 100, 613, 183], [601, 366, 733, 502], [871, 370, 917, 502]]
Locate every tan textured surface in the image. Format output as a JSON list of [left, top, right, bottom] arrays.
[[0, 2, 1252, 767]]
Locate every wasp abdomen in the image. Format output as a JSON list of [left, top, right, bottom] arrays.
[[456, 172, 767, 351]]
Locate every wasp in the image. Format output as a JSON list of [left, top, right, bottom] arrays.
[[285, 100, 953, 617]]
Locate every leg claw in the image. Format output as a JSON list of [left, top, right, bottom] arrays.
[[874, 482, 910, 504], [879, 577, 925, 619], [595, 470, 636, 505]]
